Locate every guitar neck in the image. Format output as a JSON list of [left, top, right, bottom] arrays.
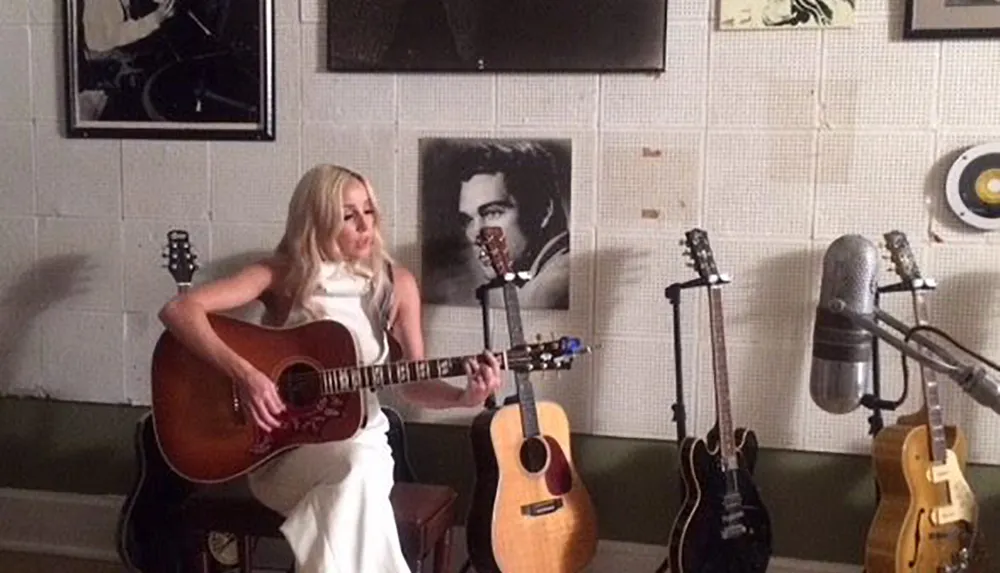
[[910, 290, 948, 465], [315, 351, 512, 396], [501, 281, 540, 438], [707, 286, 739, 470]]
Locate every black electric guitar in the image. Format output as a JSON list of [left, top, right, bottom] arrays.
[[667, 228, 773, 573], [466, 226, 598, 573], [116, 230, 202, 572]]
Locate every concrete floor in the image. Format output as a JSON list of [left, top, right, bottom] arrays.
[[0, 552, 124, 573]]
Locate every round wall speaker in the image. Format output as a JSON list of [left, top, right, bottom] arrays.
[[945, 142, 1000, 231]]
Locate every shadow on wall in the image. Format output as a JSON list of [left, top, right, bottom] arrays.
[[0, 254, 140, 494], [742, 247, 815, 449], [0, 254, 95, 396]]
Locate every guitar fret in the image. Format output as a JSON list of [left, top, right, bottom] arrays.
[[372, 365, 384, 388], [336, 369, 346, 392], [416, 361, 429, 379]]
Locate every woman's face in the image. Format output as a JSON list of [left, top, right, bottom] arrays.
[[458, 172, 528, 273], [335, 179, 376, 261]]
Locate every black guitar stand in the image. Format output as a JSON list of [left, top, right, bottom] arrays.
[[863, 280, 932, 438], [663, 277, 713, 442], [474, 271, 532, 411], [459, 270, 532, 573], [654, 276, 713, 573]]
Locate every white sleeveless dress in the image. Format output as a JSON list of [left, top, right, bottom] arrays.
[[246, 261, 410, 573]]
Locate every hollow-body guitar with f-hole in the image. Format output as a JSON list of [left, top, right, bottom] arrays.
[[667, 228, 772, 573], [466, 226, 598, 573], [864, 230, 984, 573]]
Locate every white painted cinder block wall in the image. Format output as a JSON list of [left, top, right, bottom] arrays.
[[1, 0, 1000, 465]]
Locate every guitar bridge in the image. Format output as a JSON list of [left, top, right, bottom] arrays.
[[520, 498, 563, 517]]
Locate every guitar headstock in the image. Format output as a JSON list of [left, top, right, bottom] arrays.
[[882, 230, 934, 289], [163, 229, 199, 287], [476, 226, 513, 277], [507, 336, 592, 372], [682, 228, 729, 284]]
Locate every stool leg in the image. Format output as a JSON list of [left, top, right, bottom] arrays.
[[239, 535, 254, 573], [432, 527, 453, 573]]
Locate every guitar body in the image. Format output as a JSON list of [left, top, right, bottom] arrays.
[[668, 427, 773, 573], [466, 401, 598, 573], [865, 423, 981, 573], [151, 314, 376, 483], [116, 411, 197, 572]]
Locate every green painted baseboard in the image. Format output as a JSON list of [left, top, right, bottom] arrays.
[[1, 396, 997, 565]]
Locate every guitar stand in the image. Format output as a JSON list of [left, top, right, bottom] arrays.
[[663, 277, 712, 443], [654, 276, 712, 573], [863, 281, 931, 438], [459, 271, 532, 573], [474, 271, 532, 411]]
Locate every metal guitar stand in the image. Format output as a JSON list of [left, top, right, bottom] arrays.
[[864, 279, 934, 438], [663, 277, 712, 442], [459, 270, 531, 573], [653, 276, 712, 573]]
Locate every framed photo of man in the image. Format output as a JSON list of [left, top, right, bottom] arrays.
[[419, 137, 573, 311], [64, 0, 275, 141]]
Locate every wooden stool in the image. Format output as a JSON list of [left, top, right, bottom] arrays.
[[175, 407, 457, 572], [180, 479, 457, 573]]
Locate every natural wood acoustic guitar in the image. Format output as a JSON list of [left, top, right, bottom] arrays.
[[865, 230, 984, 573], [465, 226, 598, 573]]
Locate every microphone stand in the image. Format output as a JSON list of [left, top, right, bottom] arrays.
[[827, 300, 1000, 417]]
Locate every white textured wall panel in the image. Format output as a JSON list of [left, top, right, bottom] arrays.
[[1, 4, 998, 464]]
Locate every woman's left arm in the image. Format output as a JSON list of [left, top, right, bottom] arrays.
[[389, 266, 501, 409]]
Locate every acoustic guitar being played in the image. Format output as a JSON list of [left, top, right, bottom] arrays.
[[465, 226, 598, 573], [148, 238, 592, 484], [864, 230, 984, 573]]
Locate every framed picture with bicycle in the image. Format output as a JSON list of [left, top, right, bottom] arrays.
[[64, 0, 275, 141]]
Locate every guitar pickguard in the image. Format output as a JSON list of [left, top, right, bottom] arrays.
[[928, 450, 978, 527], [249, 395, 346, 455]]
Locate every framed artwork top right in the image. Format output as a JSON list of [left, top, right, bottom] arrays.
[[905, 0, 1000, 39]]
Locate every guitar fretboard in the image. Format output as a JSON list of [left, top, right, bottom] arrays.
[[912, 292, 948, 465], [502, 281, 540, 438], [707, 286, 739, 470], [317, 354, 507, 395]]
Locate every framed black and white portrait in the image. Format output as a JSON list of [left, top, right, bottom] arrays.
[[419, 138, 573, 311], [327, 0, 667, 73], [905, 0, 1000, 38], [719, 0, 856, 29], [64, 0, 275, 140]]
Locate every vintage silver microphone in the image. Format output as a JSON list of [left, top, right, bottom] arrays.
[[809, 234, 879, 414], [810, 234, 1000, 417]]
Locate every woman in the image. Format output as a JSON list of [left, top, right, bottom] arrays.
[[158, 164, 502, 572]]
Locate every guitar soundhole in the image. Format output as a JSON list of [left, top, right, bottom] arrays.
[[277, 364, 320, 408], [519, 437, 549, 474]]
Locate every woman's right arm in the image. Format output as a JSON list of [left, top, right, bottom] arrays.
[[158, 260, 286, 431]]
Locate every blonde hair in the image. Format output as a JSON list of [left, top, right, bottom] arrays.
[[273, 164, 393, 320]]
